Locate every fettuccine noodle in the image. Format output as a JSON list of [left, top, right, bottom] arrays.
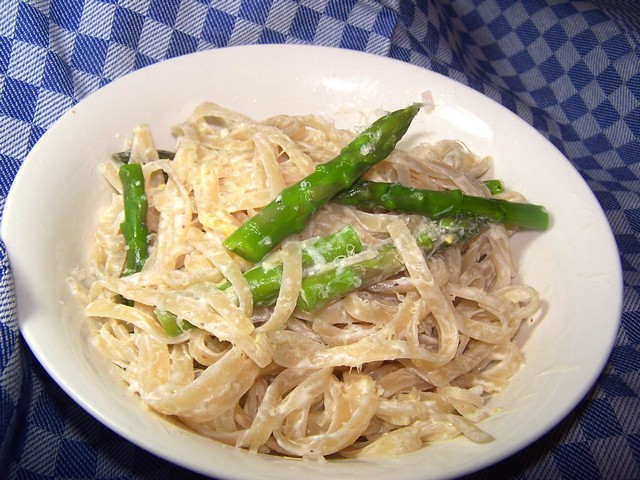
[[71, 102, 541, 459]]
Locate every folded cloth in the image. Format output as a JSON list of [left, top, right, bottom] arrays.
[[0, 1, 638, 478]]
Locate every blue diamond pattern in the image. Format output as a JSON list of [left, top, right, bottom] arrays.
[[149, 0, 182, 27], [580, 399, 624, 441], [72, 34, 109, 75], [1, 1, 639, 479], [239, 0, 272, 25], [111, 7, 145, 49], [202, 9, 236, 47], [55, 438, 98, 477], [340, 23, 369, 50], [553, 442, 602, 479], [50, 0, 83, 30], [167, 29, 197, 58], [0, 77, 39, 122], [601, 374, 637, 398], [291, 5, 321, 42], [42, 52, 74, 96], [15, 3, 48, 48]]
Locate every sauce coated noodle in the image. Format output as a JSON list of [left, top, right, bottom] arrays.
[[71, 102, 541, 459]]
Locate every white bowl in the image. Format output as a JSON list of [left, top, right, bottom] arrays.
[[1, 45, 622, 479]]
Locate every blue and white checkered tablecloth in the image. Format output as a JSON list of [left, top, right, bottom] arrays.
[[0, 1, 638, 478]]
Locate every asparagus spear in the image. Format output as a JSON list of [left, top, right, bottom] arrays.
[[298, 215, 489, 312], [218, 225, 363, 307], [333, 180, 548, 231], [156, 225, 363, 336], [223, 104, 422, 263], [483, 179, 504, 195], [413, 215, 490, 252], [298, 243, 403, 312], [156, 308, 194, 336], [119, 163, 149, 276]]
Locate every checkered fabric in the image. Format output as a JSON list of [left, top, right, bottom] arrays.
[[0, 1, 638, 478]]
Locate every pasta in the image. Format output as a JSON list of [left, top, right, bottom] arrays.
[[71, 101, 541, 459]]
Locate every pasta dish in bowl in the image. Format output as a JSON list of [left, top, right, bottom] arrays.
[[70, 100, 547, 459]]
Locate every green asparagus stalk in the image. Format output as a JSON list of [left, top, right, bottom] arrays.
[[156, 225, 363, 336], [223, 104, 422, 263], [298, 243, 403, 312], [119, 163, 149, 276], [156, 308, 194, 336], [413, 216, 490, 252], [333, 180, 548, 231], [483, 179, 504, 194], [297, 216, 489, 312], [218, 225, 363, 307]]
